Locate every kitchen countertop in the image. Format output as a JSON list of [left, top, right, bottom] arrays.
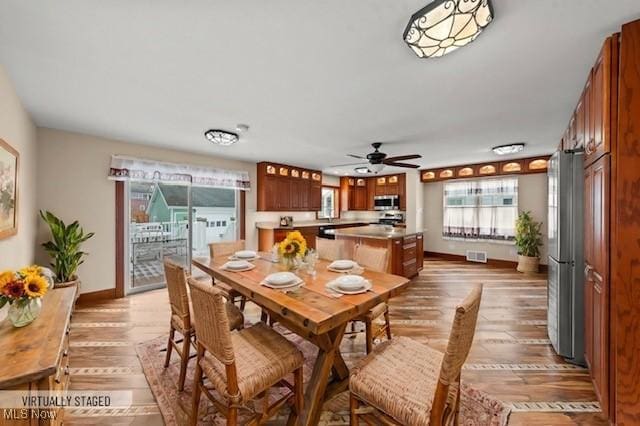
[[255, 220, 374, 230], [325, 225, 420, 240]]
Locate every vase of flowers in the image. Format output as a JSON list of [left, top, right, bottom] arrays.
[[0, 266, 50, 327], [278, 231, 308, 271]]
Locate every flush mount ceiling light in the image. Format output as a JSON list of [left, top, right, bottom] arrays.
[[403, 0, 493, 58], [355, 167, 371, 174], [492, 143, 525, 155], [204, 129, 239, 146]]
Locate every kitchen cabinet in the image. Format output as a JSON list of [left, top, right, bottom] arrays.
[[585, 38, 615, 166], [257, 162, 322, 211], [584, 155, 610, 414], [420, 157, 548, 183], [340, 174, 406, 212]]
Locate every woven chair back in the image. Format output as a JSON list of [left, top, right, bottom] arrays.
[[316, 238, 345, 261], [187, 277, 235, 365], [209, 240, 245, 258], [163, 259, 191, 330], [354, 245, 388, 272]]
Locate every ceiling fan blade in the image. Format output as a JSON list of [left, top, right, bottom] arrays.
[[384, 154, 422, 162], [347, 154, 367, 160], [329, 161, 369, 167], [385, 162, 420, 169]]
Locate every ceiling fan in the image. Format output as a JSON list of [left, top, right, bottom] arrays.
[[331, 143, 422, 173]]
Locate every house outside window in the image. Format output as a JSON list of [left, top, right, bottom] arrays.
[[318, 186, 339, 219], [443, 177, 518, 241]]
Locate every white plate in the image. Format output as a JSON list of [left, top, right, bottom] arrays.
[[224, 260, 251, 270], [327, 279, 372, 295], [234, 250, 257, 259], [335, 274, 366, 291], [265, 272, 298, 286], [329, 260, 357, 270]]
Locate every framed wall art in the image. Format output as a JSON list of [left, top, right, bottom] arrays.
[[0, 139, 18, 239]]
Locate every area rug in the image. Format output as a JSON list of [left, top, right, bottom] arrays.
[[136, 327, 510, 425]]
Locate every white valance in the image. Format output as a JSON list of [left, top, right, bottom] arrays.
[[108, 155, 251, 190]]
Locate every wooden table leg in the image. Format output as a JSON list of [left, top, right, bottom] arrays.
[[299, 323, 348, 426]]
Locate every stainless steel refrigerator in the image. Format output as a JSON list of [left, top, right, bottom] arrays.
[[547, 149, 585, 365]]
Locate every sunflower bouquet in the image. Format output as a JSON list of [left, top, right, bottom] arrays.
[[278, 231, 308, 270], [0, 265, 52, 327]]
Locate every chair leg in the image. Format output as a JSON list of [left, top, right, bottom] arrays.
[[190, 347, 204, 426], [350, 393, 360, 426], [294, 367, 304, 417], [260, 309, 269, 323], [227, 406, 238, 425], [365, 319, 373, 354], [384, 308, 392, 340], [164, 327, 175, 368], [239, 296, 247, 312], [348, 320, 357, 339], [178, 331, 191, 391]]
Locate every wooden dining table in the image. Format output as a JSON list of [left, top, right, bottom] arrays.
[[192, 254, 410, 426]]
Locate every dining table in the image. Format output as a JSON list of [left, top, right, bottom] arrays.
[[192, 253, 410, 426]]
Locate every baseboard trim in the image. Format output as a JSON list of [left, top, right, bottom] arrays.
[[77, 288, 117, 304], [424, 251, 548, 272]]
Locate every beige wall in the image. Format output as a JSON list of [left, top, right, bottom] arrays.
[[422, 173, 548, 264], [0, 66, 38, 270], [36, 128, 264, 293]]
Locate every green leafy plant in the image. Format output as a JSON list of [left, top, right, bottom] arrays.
[[514, 210, 543, 258], [40, 210, 95, 283]]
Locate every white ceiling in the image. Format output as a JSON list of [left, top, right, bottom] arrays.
[[1, 1, 638, 175]]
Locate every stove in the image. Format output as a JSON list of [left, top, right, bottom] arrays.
[[377, 212, 404, 226]]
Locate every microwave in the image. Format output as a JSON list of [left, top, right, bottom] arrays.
[[374, 195, 400, 211]]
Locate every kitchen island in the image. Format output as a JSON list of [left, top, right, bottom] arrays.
[[256, 220, 372, 251], [326, 225, 423, 278]]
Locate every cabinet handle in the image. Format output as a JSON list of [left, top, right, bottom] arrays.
[[584, 264, 592, 277]]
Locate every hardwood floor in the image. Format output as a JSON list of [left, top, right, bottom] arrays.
[[65, 258, 607, 425]]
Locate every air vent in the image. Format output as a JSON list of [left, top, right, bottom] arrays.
[[466, 250, 487, 263]]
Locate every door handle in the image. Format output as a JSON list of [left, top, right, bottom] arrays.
[[584, 264, 593, 277]]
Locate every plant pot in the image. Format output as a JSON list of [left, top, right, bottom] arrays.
[[517, 255, 539, 273], [8, 298, 42, 327], [55, 277, 81, 303]]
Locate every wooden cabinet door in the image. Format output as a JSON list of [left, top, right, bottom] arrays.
[[398, 174, 406, 211], [366, 178, 376, 211], [263, 176, 279, 211], [575, 95, 585, 149], [354, 186, 367, 210], [416, 233, 424, 271], [276, 177, 291, 210], [586, 36, 616, 166], [585, 155, 610, 415], [582, 72, 592, 151], [290, 179, 308, 211], [309, 183, 322, 211]]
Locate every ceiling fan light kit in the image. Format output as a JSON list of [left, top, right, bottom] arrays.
[[404, 0, 493, 58], [331, 142, 422, 174]]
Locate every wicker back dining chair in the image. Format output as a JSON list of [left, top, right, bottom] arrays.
[[315, 237, 345, 261], [349, 284, 483, 426], [187, 278, 305, 425], [351, 245, 392, 353], [163, 259, 244, 392], [208, 240, 247, 311]]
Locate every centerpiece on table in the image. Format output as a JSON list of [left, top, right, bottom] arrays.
[[278, 231, 308, 271], [0, 266, 52, 327]]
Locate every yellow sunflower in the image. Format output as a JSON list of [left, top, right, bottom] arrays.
[[286, 231, 307, 255], [0, 270, 15, 291], [19, 265, 42, 277], [23, 274, 49, 298]]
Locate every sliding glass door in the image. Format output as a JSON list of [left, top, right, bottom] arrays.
[[125, 182, 240, 294]]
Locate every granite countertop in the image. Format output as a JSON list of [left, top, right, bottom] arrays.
[[325, 225, 419, 240], [255, 220, 374, 230]]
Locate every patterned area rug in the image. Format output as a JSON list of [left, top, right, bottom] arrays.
[[136, 327, 510, 425]]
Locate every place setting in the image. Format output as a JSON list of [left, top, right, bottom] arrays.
[[327, 259, 365, 274], [227, 249, 259, 261], [260, 271, 305, 292], [325, 274, 372, 298]]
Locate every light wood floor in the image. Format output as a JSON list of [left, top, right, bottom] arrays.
[[65, 258, 607, 425]]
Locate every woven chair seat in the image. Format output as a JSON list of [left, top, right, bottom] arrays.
[[200, 322, 304, 402], [358, 302, 387, 321], [350, 336, 444, 426], [172, 302, 244, 332]]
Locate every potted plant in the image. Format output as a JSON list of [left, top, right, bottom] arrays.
[[40, 210, 94, 293], [514, 210, 543, 273]]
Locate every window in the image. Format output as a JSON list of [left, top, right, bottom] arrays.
[[318, 186, 339, 219], [443, 178, 518, 241]]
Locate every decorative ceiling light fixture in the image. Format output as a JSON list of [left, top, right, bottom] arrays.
[[492, 143, 525, 155], [355, 167, 371, 174], [204, 129, 239, 146], [403, 0, 493, 58]]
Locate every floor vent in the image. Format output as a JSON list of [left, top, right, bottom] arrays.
[[466, 250, 487, 263]]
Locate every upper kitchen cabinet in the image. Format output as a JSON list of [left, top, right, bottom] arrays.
[[340, 173, 406, 211], [257, 162, 322, 211], [420, 156, 549, 183], [585, 36, 618, 167]]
